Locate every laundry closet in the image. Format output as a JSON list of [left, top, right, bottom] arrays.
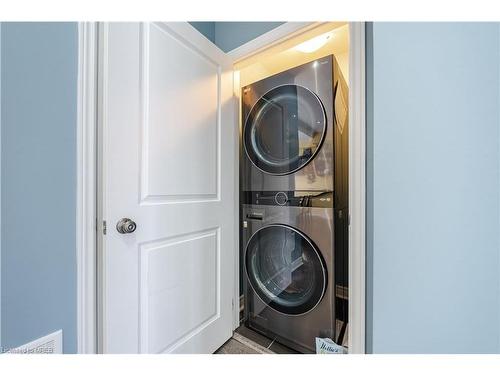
[[97, 22, 357, 354], [233, 22, 350, 354]]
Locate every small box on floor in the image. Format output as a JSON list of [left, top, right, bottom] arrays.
[[315, 337, 347, 354]]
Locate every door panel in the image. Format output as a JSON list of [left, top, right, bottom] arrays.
[[139, 229, 219, 353], [102, 22, 235, 353], [143, 23, 219, 200]]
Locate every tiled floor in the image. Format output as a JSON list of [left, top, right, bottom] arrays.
[[215, 325, 299, 354], [214, 337, 262, 354]]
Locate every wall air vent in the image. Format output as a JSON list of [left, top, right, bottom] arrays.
[[8, 330, 63, 354]]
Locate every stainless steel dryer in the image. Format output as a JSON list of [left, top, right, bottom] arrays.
[[242, 192, 335, 353], [241, 56, 339, 192]]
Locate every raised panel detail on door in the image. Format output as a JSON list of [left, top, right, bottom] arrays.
[[139, 229, 220, 353], [140, 23, 220, 203]]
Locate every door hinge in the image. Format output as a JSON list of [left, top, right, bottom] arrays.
[[232, 298, 235, 311], [103, 220, 107, 235]]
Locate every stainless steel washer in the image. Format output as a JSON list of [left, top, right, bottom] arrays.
[[242, 192, 336, 353]]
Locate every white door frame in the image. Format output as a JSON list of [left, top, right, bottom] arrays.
[[347, 22, 366, 354], [76, 21, 366, 354], [76, 21, 98, 354]]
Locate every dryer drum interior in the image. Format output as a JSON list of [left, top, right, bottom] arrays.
[[245, 224, 327, 315], [243, 84, 327, 175]]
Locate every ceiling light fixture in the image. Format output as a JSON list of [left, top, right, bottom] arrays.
[[294, 32, 333, 53]]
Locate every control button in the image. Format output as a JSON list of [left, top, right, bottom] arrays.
[[275, 192, 288, 206]]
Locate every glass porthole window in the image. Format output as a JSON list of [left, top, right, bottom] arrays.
[[243, 85, 327, 175], [245, 225, 327, 315]]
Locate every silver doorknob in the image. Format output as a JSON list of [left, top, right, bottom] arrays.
[[116, 218, 137, 234]]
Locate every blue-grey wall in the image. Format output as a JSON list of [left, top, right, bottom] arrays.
[[1, 22, 78, 353], [189, 22, 215, 43], [366, 22, 500, 353], [214, 22, 284, 52], [190, 22, 284, 52]]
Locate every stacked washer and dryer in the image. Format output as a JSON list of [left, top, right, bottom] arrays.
[[240, 55, 349, 353]]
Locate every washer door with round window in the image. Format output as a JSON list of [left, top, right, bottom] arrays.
[[245, 224, 327, 316], [243, 84, 327, 175]]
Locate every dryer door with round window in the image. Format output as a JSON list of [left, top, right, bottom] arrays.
[[245, 225, 327, 315], [243, 84, 327, 175]]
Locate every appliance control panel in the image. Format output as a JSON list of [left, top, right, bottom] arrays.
[[242, 191, 333, 208]]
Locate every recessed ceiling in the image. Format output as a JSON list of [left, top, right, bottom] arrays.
[[236, 23, 349, 87]]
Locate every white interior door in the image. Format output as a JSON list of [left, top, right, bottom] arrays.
[[101, 22, 236, 353]]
